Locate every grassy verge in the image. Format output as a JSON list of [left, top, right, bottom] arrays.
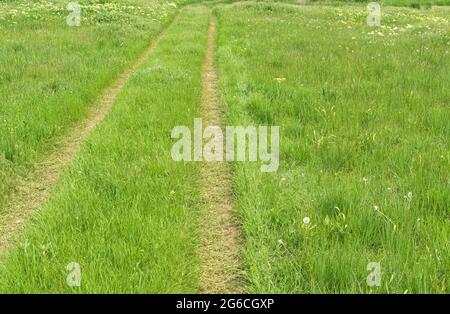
[[0, 5, 209, 293], [215, 2, 449, 293], [306, 0, 450, 8], [382, 0, 450, 8], [0, 0, 184, 208]]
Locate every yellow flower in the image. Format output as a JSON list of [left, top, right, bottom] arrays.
[[273, 77, 286, 83]]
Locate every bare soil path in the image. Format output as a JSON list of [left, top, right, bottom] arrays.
[[198, 13, 244, 294]]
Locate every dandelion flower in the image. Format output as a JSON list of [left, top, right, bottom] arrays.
[[303, 217, 310, 224], [273, 77, 286, 83]]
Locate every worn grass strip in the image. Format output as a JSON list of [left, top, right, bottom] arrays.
[[198, 13, 244, 294], [0, 12, 181, 253]]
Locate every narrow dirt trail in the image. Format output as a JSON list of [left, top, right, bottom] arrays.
[[0, 13, 180, 253], [198, 13, 243, 293]]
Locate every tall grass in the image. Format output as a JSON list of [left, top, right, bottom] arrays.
[[0, 0, 182, 208], [0, 5, 210, 293], [215, 2, 449, 293]]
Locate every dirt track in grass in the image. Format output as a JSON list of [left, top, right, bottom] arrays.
[[198, 13, 243, 294], [0, 13, 181, 253]]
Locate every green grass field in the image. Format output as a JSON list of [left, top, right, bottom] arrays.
[[215, 2, 449, 293], [0, 0, 448, 294], [0, 4, 209, 293], [0, 0, 181, 208]]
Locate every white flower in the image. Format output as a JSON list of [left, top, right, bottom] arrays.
[[374, 205, 379, 211], [277, 239, 284, 245], [303, 217, 310, 224], [407, 192, 413, 201]]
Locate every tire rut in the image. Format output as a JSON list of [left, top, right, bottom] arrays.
[[198, 13, 244, 294]]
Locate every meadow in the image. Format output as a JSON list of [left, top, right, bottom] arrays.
[[0, 0, 182, 208], [0, 0, 448, 294], [215, 2, 449, 293], [0, 4, 209, 293]]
